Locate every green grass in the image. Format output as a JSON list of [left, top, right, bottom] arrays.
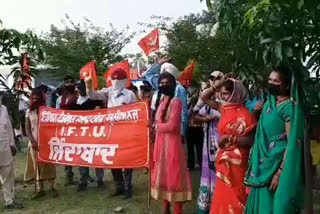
[[0, 147, 200, 214], [1, 141, 319, 214]]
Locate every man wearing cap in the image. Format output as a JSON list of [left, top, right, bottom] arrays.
[[84, 68, 136, 199], [142, 57, 188, 139]]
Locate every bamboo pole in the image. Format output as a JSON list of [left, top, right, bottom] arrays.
[[34, 151, 38, 194]]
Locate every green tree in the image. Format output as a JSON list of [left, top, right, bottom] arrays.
[[0, 20, 43, 129], [202, 0, 320, 114], [41, 15, 134, 83]]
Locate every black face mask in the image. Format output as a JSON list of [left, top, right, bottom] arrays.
[[65, 85, 75, 93], [159, 85, 175, 97], [268, 83, 281, 96]]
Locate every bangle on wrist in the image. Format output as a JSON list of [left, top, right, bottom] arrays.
[[228, 135, 232, 143]]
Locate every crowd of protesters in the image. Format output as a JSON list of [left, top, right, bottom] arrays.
[[0, 56, 318, 214]]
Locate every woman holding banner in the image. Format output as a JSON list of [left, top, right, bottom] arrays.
[[24, 88, 57, 198], [151, 72, 192, 214]]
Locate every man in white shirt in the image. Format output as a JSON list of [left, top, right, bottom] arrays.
[[0, 105, 23, 210], [85, 68, 136, 200]]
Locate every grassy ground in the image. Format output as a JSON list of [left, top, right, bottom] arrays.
[[0, 141, 319, 214], [0, 141, 200, 214]]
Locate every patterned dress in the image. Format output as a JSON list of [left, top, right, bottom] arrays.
[[197, 105, 220, 214], [210, 104, 256, 214]]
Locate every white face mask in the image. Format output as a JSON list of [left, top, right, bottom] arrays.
[[111, 79, 127, 90]]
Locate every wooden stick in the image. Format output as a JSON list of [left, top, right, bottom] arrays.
[[304, 117, 313, 214], [34, 150, 38, 194], [148, 167, 151, 208]]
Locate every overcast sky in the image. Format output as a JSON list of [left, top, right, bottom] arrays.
[[0, 0, 207, 54]]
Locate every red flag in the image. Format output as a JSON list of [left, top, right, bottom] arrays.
[[178, 60, 196, 87], [104, 60, 130, 88], [80, 61, 99, 90], [23, 53, 30, 71], [138, 28, 159, 56]]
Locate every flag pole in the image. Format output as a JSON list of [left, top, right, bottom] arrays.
[[148, 168, 151, 208], [34, 151, 38, 194]]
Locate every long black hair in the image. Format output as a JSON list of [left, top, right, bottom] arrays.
[[154, 72, 176, 122]]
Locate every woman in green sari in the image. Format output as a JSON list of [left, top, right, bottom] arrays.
[[244, 65, 305, 214]]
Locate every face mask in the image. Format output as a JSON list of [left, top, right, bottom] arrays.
[[268, 83, 281, 96], [159, 85, 175, 97], [65, 85, 75, 93], [111, 79, 127, 90]]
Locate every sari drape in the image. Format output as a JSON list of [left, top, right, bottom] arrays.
[[210, 104, 256, 214], [244, 82, 305, 214]]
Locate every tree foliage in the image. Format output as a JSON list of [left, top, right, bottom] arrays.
[[203, 0, 320, 115], [0, 20, 43, 129], [41, 15, 134, 83], [0, 20, 43, 96]]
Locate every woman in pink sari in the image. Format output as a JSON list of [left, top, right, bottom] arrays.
[[151, 72, 192, 214]]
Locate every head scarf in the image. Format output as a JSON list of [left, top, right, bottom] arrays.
[[225, 78, 248, 104], [160, 63, 180, 79]]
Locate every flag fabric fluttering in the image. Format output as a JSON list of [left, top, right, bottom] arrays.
[[15, 53, 31, 90], [80, 61, 99, 90], [23, 53, 30, 71], [104, 60, 131, 88], [178, 60, 196, 87], [138, 28, 159, 56]]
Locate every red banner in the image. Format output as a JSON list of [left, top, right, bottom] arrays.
[[104, 60, 131, 88], [37, 102, 150, 169], [138, 28, 159, 56]]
